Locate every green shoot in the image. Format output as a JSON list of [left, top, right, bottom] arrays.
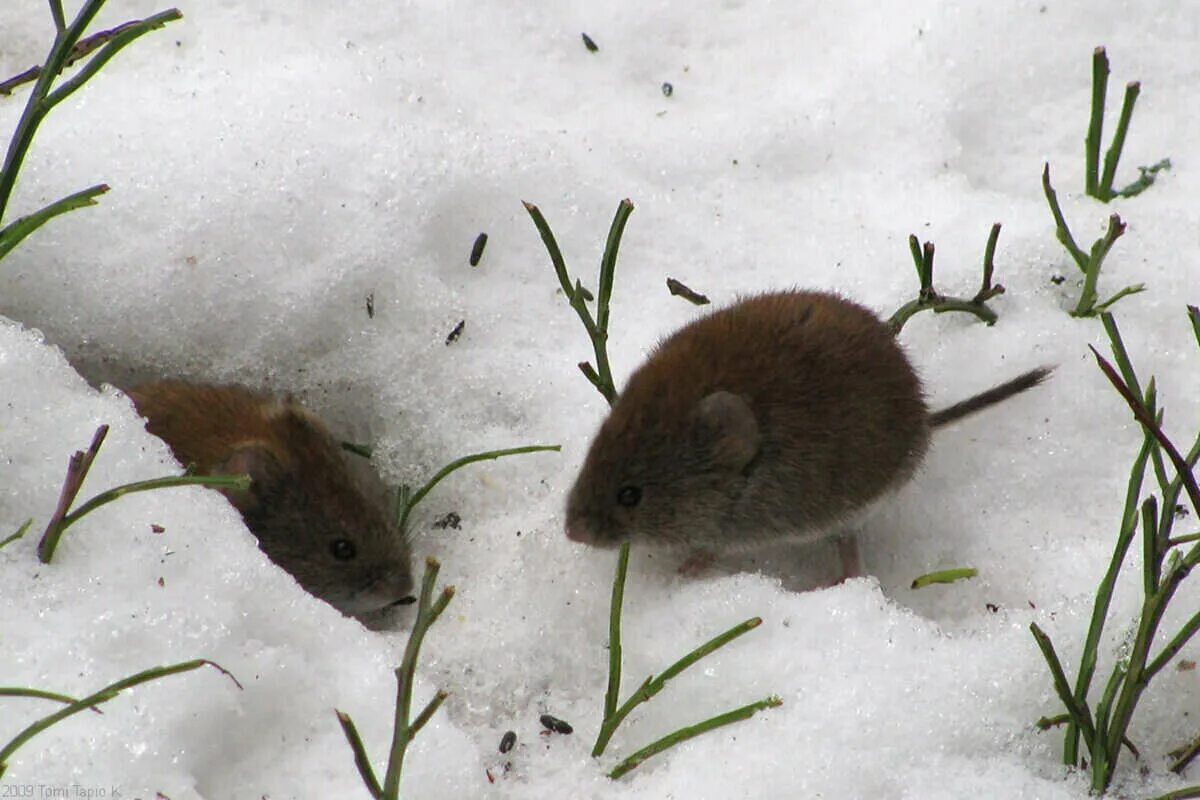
[[337, 557, 454, 799], [0, 2, 182, 261], [1041, 164, 1143, 317], [393, 445, 561, 537], [887, 224, 1005, 334], [607, 696, 783, 779], [910, 567, 977, 589], [1031, 309, 1200, 793], [526, 198, 780, 779], [1084, 47, 1169, 201], [0, 519, 32, 550], [37, 425, 251, 564], [0, 659, 240, 780], [523, 199, 634, 404]]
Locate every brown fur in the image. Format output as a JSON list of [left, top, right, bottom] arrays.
[[128, 382, 413, 615], [565, 290, 1049, 551]]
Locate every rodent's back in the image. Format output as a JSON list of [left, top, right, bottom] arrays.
[[566, 291, 929, 548], [128, 381, 413, 615]]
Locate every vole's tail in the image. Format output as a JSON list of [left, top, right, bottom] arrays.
[[929, 366, 1054, 428]]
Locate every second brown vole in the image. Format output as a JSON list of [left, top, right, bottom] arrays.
[[565, 290, 1050, 558], [128, 381, 414, 615]]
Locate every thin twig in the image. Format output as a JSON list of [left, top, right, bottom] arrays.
[[593, 616, 763, 756], [335, 711, 383, 798], [1042, 163, 1089, 271], [1098, 81, 1141, 199], [1091, 347, 1200, 515], [888, 228, 1003, 333], [0, 519, 32, 550], [37, 424, 108, 562], [607, 696, 782, 779], [0, 687, 104, 714], [395, 445, 560, 535], [0, 19, 151, 96], [38, 423, 250, 564], [598, 541, 630, 742], [380, 558, 454, 797], [1085, 47, 1109, 198], [0, 660, 238, 776]]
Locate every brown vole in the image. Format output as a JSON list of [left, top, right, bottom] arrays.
[[127, 381, 414, 615], [565, 290, 1050, 562]]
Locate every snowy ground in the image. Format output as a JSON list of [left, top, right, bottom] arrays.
[[2, 1, 1199, 797]]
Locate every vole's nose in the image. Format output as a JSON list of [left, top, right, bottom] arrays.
[[565, 517, 594, 544]]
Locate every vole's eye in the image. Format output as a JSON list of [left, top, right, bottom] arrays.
[[330, 539, 357, 560], [616, 485, 642, 507]]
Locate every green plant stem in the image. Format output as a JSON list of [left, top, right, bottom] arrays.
[[910, 567, 977, 589], [0, 183, 109, 261], [1030, 622, 1097, 744], [593, 616, 762, 757], [37, 423, 108, 560], [341, 441, 373, 459], [1092, 347, 1200, 516], [0, 659, 237, 779], [0, 687, 103, 713], [42, 10, 183, 113], [1041, 163, 1089, 271], [61, 474, 249, 531], [1072, 214, 1128, 317], [977, 222, 1002, 300], [38, 407, 251, 570], [523, 199, 634, 404], [1143, 495, 1162, 596], [601, 542, 630, 729], [0, 519, 32, 550], [1100, 313, 1169, 488], [1098, 81, 1141, 199], [335, 710, 383, 799], [1170, 731, 1200, 774], [395, 445, 560, 534], [50, 0, 67, 33], [410, 690, 449, 737], [1064, 427, 1154, 762], [381, 557, 454, 798], [1119, 158, 1171, 199], [0, 18, 151, 96], [0, 3, 180, 223], [887, 228, 1004, 333], [607, 696, 782, 780], [1147, 788, 1200, 800], [1085, 47, 1109, 198]]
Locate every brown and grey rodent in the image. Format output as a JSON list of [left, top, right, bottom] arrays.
[[565, 290, 1050, 565], [127, 381, 413, 616]]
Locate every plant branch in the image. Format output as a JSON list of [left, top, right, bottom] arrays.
[[0, 660, 238, 777], [379, 557, 454, 798], [592, 616, 763, 756], [607, 696, 782, 780], [395, 445, 560, 535], [0, 183, 109, 261], [38, 423, 251, 564], [0, 519, 32, 550], [335, 710, 383, 798]]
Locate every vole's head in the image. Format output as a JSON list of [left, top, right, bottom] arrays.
[[216, 404, 414, 616], [565, 390, 761, 549]]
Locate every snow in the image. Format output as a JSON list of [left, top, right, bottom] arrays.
[[1, 0, 1199, 797]]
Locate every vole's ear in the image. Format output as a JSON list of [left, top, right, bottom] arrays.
[[693, 391, 760, 471], [215, 441, 285, 512]]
